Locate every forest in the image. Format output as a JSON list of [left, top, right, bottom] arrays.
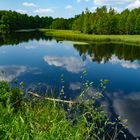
[[0, 6, 140, 34]]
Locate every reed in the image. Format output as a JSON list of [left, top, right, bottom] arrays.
[[40, 29, 140, 46]]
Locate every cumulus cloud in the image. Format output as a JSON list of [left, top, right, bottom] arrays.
[[127, 0, 140, 9], [112, 92, 140, 137], [0, 65, 42, 82], [109, 55, 140, 69], [77, 0, 90, 2], [16, 9, 27, 14], [94, 0, 133, 5], [0, 65, 27, 82], [65, 5, 73, 10], [94, 0, 115, 5], [22, 2, 36, 7], [34, 8, 54, 13], [43, 56, 85, 73]]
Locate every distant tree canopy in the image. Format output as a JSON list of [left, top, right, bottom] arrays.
[[72, 6, 140, 35], [1, 6, 140, 34], [0, 10, 54, 33]]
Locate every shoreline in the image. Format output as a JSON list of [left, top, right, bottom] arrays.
[[40, 29, 140, 46]]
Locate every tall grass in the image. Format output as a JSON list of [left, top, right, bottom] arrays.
[[0, 81, 127, 140], [40, 29, 140, 46]]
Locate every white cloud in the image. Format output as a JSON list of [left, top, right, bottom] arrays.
[[16, 9, 27, 14], [22, 2, 36, 7], [127, 0, 140, 9], [112, 92, 140, 137], [109, 55, 140, 69], [77, 0, 90, 3], [65, 5, 73, 10], [44, 56, 85, 73], [0, 65, 42, 82], [34, 8, 54, 14], [0, 65, 27, 82], [94, 0, 107, 5], [94, 0, 133, 5], [121, 62, 139, 69]]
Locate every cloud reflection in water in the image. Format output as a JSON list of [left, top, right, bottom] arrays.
[[109, 55, 140, 69], [0, 65, 27, 82], [0, 65, 42, 82], [109, 91, 140, 137], [44, 56, 85, 73]]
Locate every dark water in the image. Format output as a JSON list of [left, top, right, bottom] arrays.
[[0, 32, 140, 138]]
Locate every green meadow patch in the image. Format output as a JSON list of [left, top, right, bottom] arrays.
[[40, 29, 140, 46]]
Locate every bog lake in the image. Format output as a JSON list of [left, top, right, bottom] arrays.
[[0, 31, 140, 138]]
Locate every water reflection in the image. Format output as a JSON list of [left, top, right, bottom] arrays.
[[0, 31, 53, 46], [107, 91, 140, 137], [109, 55, 140, 69], [44, 56, 85, 73], [0, 65, 27, 82], [0, 65, 42, 82], [73, 43, 140, 62], [69, 82, 81, 91], [0, 32, 140, 138]]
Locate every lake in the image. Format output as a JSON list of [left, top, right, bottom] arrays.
[[0, 31, 140, 138]]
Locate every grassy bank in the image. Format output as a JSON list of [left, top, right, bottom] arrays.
[[0, 81, 127, 140], [40, 29, 140, 45]]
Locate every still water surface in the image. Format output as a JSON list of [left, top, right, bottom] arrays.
[[0, 32, 140, 138]]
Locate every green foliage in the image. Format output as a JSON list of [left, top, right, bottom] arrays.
[[73, 6, 140, 35], [0, 80, 127, 140], [73, 42, 140, 62], [1, 6, 140, 34], [41, 29, 140, 45], [0, 10, 53, 33], [0, 24, 9, 33], [72, 13, 84, 32], [125, 11, 136, 34], [135, 14, 140, 34], [117, 9, 130, 34], [0, 81, 12, 106], [0, 81, 23, 111], [51, 18, 68, 30], [83, 9, 92, 34]]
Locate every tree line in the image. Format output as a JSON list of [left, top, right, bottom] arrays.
[[74, 43, 140, 62], [0, 6, 140, 34]]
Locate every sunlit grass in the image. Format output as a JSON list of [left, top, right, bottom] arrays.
[[40, 29, 140, 45], [0, 81, 127, 140], [0, 99, 87, 140]]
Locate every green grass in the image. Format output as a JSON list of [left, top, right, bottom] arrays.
[[0, 100, 88, 140], [40, 29, 140, 46], [0, 81, 126, 140]]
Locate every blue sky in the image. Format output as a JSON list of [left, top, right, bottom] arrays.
[[0, 0, 140, 18]]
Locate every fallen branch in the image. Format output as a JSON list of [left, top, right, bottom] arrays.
[[28, 91, 76, 105]]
